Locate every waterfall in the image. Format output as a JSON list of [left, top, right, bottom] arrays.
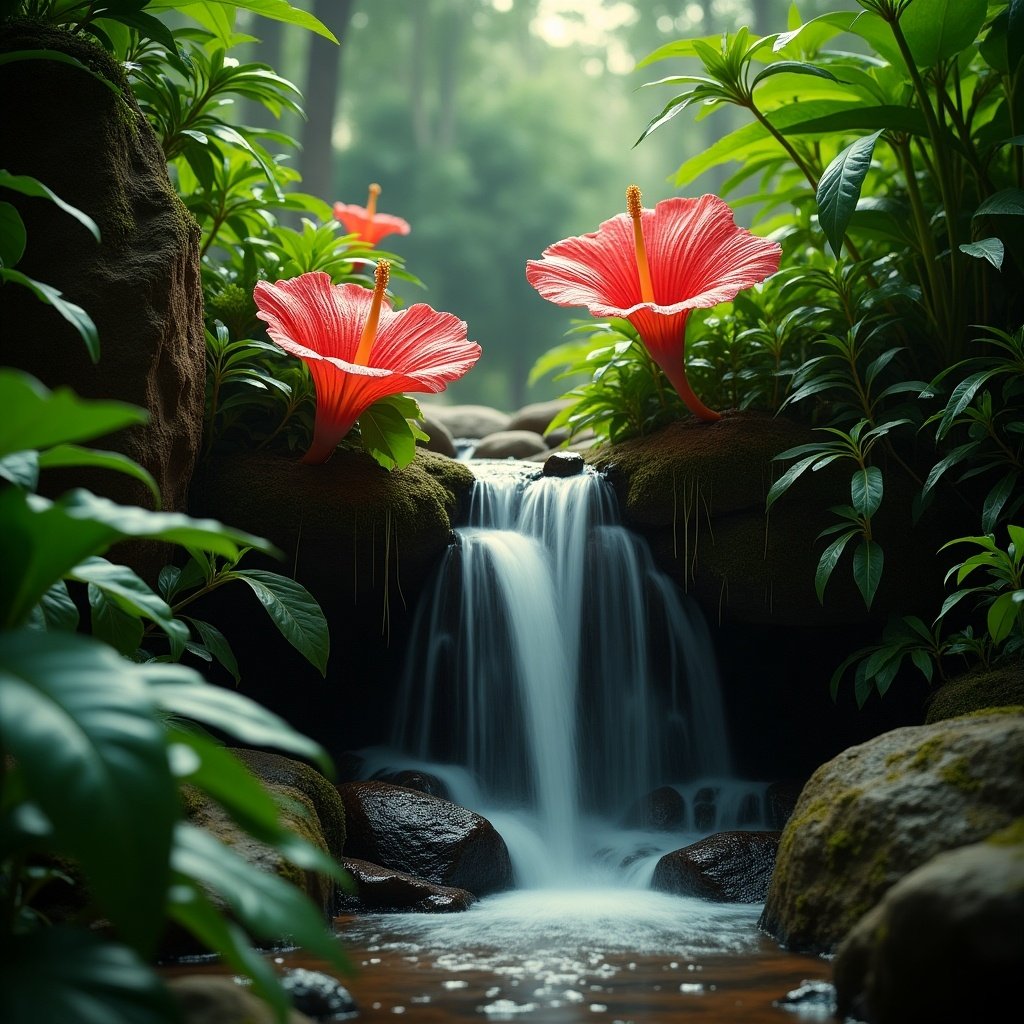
[[367, 459, 752, 887]]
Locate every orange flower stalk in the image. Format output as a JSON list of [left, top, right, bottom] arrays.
[[526, 187, 782, 421], [333, 183, 411, 246], [254, 264, 480, 465]]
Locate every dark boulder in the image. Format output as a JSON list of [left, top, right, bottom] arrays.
[[543, 451, 585, 477], [337, 780, 513, 896], [338, 857, 476, 913], [651, 830, 781, 902], [621, 786, 686, 830]]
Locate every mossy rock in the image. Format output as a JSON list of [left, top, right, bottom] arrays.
[[759, 710, 1024, 955], [925, 662, 1024, 723], [0, 21, 205, 584], [230, 748, 347, 860], [586, 411, 960, 626]]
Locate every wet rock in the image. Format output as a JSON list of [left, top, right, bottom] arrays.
[[759, 710, 1024, 954], [693, 786, 718, 832], [651, 830, 781, 902], [472, 430, 548, 460], [415, 414, 457, 458], [0, 23, 205, 584], [168, 975, 314, 1024], [371, 768, 451, 800], [543, 451, 585, 477], [507, 398, 572, 437], [231, 748, 346, 859], [280, 967, 358, 1021], [338, 856, 477, 913], [774, 979, 837, 1015], [832, 827, 1024, 1024], [337, 780, 513, 896], [419, 403, 511, 441], [621, 786, 685, 830]]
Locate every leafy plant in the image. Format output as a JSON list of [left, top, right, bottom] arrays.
[[0, 368, 345, 1024], [0, 170, 99, 359]]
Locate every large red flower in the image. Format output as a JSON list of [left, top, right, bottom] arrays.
[[254, 265, 480, 464], [333, 183, 411, 246], [526, 188, 782, 421]]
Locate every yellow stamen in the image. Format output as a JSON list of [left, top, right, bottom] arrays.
[[354, 259, 390, 366], [626, 184, 655, 304], [366, 182, 382, 218]]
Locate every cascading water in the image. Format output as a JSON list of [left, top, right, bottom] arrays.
[[358, 459, 772, 889]]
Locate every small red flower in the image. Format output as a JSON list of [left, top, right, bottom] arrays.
[[333, 183, 411, 246], [526, 187, 782, 421], [254, 264, 480, 464]]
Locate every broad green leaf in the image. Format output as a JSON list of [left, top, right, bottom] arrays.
[[0, 631, 178, 955], [901, 0, 987, 67], [0, 449, 38, 488], [853, 539, 884, 609], [0, 371, 145, 458], [0, 487, 276, 628], [358, 399, 424, 472], [766, 453, 824, 509], [851, 465, 883, 518], [184, 616, 240, 683], [151, 0, 339, 41], [38, 580, 80, 632], [0, 927, 177, 1024], [987, 591, 1021, 644], [167, 880, 290, 1020], [0, 200, 26, 266], [0, 268, 100, 361], [782, 105, 928, 136], [909, 648, 935, 683], [982, 471, 1018, 533], [229, 569, 329, 675], [751, 61, 841, 88], [172, 822, 349, 971], [959, 238, 1005, 269], [0, 170, 101, 243], [816, 530, 857, 603], [88, 588, 145, 656], [773, 11, 860, 54], [816, 130, 883, 257], [39, 444, 161, 507], [69, 556, 186, 644], [974, 188, 1024, 217], [1011, 0, 1024, 70], [151, 680, 332, 773]]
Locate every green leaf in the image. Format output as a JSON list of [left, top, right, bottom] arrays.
[[88, 587, 145, 657], [0, 200, 26, 266], [69, 556, 187, 645], [0, 268, 100, 361], [38, 580, 80, 632], [781, 104, 929, 137], [816, 130, 883, 258], [901, 0, 987, 67], [38, 444, 161, 507], [184, 616, 240, 683], [229, 569, 329, 675], [959, 237, 1005, 269], [172, 822, 349, 970], [751, 60, 841, 88], [0, 449, 39, 488], [0, 927, 177, 1024], [0, 170, 101, 243], [151, 679, 332, 773], [816, 530, 857, 603], [167, 880, 290, 1020], [0, 631, 179, 956], [0, 370, 145, 459], [987, 591, 1021, 644], [982, 471, 1018, 533], [853, 539, 885, 609], [358, 398, 424, 472], [0, 487, 277, 629], [851, 465, 883, 519], [151, 0, 339, 41], [974, 188, 1024, 218], [0, 49, 123, 96]]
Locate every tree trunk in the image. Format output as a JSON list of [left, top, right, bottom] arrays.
[[300, 0, 356, 202]]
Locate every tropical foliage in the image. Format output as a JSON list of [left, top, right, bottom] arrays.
[[531, 0, 1024, 703]]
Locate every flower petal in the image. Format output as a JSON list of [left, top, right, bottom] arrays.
[[333, 203, 411, 245]]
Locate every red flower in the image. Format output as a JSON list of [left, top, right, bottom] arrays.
[[254, 263, 480, 464], [333, 183, 411, 246], [526, 187, 782, 421]]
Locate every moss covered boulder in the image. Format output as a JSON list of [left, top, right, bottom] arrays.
[[586, 411, 956, 627], [925, 662, 1024, 723], [186, 445, 475, 757], [759, 709, 1024, 954], [0, 23, 204, 583]]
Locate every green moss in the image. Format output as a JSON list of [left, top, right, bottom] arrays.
[[907, 735, 946, 770], [925, 662, 1024, 723], [939, 755, 982, 792], [987, 818, 1024, 846]]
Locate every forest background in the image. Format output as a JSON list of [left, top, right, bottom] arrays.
[[238, 0, 837, 412]]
